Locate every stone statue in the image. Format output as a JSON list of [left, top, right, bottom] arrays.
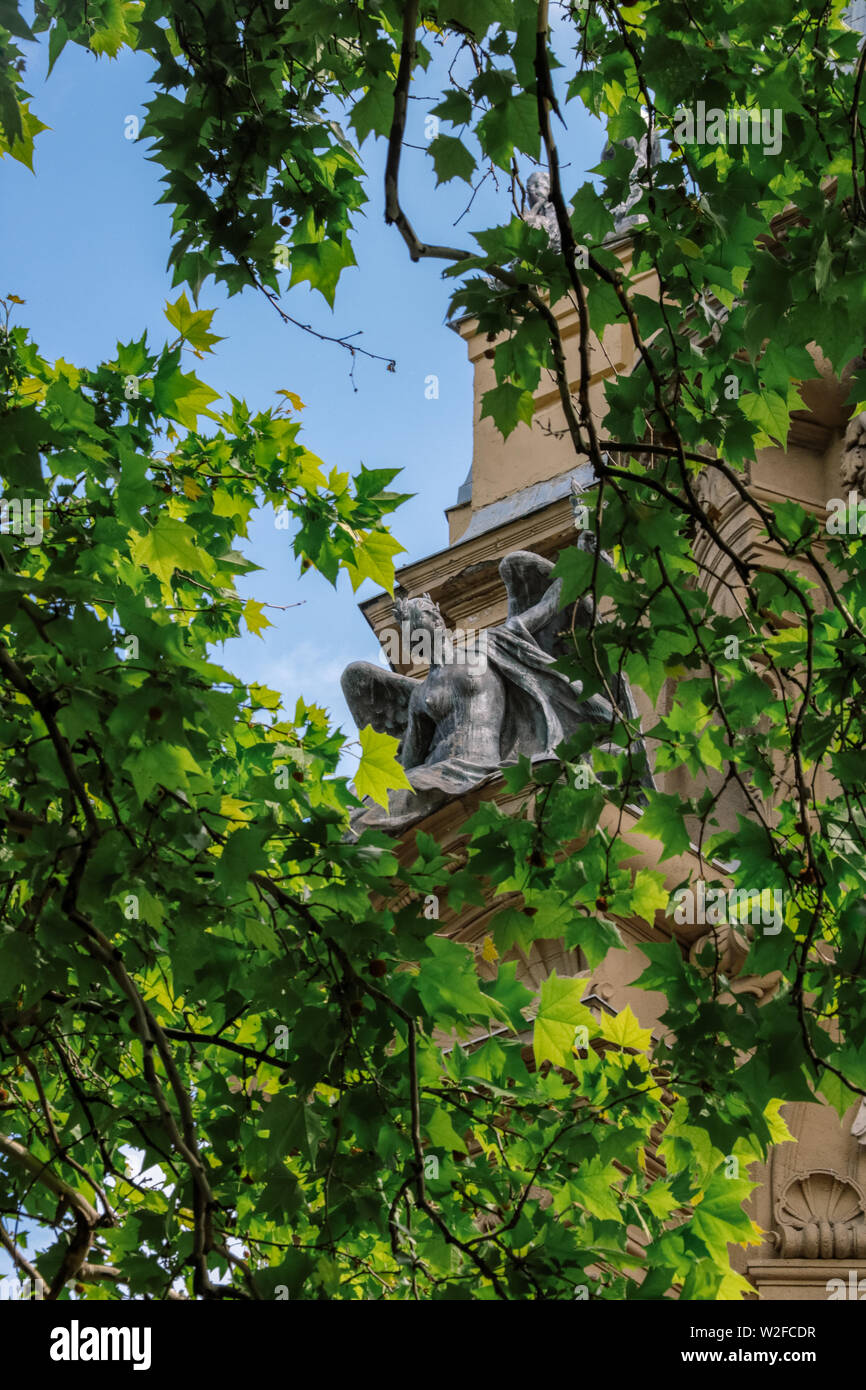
[[524, 171, 561, 251], [521, 113, 661, 258], [341, 548, 654, 835], [601, 119, 662, 233]]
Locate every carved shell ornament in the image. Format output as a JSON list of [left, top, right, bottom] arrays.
[[775, 1171, 866, 1258]]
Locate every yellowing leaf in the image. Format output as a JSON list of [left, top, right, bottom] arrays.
[[248, 683, 282, 710], [277, 389, 306, 411], [18, 377, 46, 401], [164, 293, 224, 353], [643, 1181, 680, 1221], [243, 598, 272, 638], [212, 489, 254, 530], [0, 104, 49, 171], [716, 1268, 762, 1301], [182, 477, 204, 500], [481, 935, 499, 963], [600, 1004, 653, 1052], [630, 868, 669, 924], [88, 0, 139, 57], [354, 726, 413, 808], [533, 971, 597, 1069], [763, 1097, 795, 1145], [296, 449, 326, 489]]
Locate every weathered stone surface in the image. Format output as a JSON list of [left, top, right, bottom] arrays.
[[342, 548, 653, 834], [841, 409, 866, 491]]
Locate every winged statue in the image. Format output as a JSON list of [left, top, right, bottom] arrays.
[[341, 547, 654, 836]]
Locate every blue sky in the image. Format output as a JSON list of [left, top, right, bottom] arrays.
[[1, 30, 603, 744]]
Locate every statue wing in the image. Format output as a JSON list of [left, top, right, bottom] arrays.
[[499, 550, 556, 621], [499, 549, 572, 658], [341, 661, 415, 742]]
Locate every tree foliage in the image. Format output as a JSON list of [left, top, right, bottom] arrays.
[[1, 0, 866, 1300]]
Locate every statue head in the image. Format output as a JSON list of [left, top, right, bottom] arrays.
[[526, 170, 550, 208], [393, 592, 446, 635]]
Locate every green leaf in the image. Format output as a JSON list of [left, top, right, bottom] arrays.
[[430, 91, 473, 127], [0, 73, 23, 147], [638, 791, 692, 859], [88, 0, 138, 56], [570, 1158, 625, 1222], [425, 1105, 467, 1153], [152, 364, 220, 430], [630, 868, 670, 925], [354, 726, 413, 808], [570, 181, 615, 244], [0, 0, 34, 39], [643, 1181, 681, 1221], [689, 1168, 761, 1261], [476, 93, 540, 169], [739, 386, 794, 448], [817, 1069, 859, 1122], [349, 83, 394, 144], [815, 233, 832, 293], [123, 743, 203, 804], [47, 18, 69, 74], [416, 935, 505, 1023], [131, 515, 216, 587], [429, 134, 476, 185], [288, 237, 357, 308], [480, 382, 535, 439]]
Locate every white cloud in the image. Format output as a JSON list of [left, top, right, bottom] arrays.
[[250, 641, 354, 727]]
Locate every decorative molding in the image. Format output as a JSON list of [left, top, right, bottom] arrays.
[[775, 1170, 866, 1258], [688, 924, 783, 1006], [746, 1258, 866, 1298]]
